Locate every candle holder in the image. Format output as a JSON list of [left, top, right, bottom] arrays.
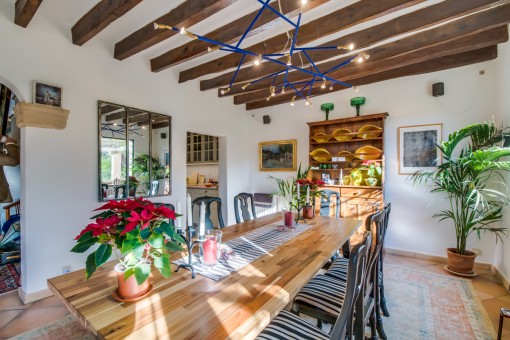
[[295, 203, 308, 224], [175, 226, 203, 279], [302, 204, 314, 219]]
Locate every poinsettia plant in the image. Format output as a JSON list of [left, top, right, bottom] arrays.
[[71, 197, 184, 285], [360, 160, 382, 179]]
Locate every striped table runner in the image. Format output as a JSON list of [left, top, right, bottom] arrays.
[[173, 222, 313, 281]]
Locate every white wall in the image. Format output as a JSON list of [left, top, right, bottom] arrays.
[[0, 2, 250, 295], [495, 29, 510, 282], [248, 56, 500, 263]]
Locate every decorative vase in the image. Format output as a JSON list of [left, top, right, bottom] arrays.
[[281, 209, 297, 228], [350, 170, 363, 186], [113, 263, 152, 302], [303, 205, 314, 219], [446, 248, 476, 274], [364, 178, 378, 187]]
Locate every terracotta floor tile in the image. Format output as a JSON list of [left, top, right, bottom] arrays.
[[30, 295, 65, 308], [472, 277, 509, 299], [385, 254, 420, 268], [0, 309, 23, 329], [409, 257, 442, 266], [0, 306, 69, 338], [497, 295, 510, 304], [0, 291, 31, 311]]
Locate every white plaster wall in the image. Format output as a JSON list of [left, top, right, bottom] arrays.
[[0, 2, 250, 295], [495, 30, 510, 282], [248, 58, 499, 263]]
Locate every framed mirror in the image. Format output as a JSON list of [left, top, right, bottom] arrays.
[[98, 101, 171, 201]]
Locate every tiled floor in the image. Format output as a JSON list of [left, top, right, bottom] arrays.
[[0, 254, 508, 339]]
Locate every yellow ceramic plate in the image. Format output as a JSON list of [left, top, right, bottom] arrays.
[[309, 148, 332, 162], [354, 146, 382, 160], [336, 151, 355, 162], [357, 125, 382, 139], [332, 128, 353, 141], [310, 133, 331, 143]]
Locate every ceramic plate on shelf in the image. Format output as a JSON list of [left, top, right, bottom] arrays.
[[357, 125, 382, 139], [309, 148, 332, 162], [354, 146, 382, 160], [336, 151, 355, 162], [332, 128, 353, 141], [310, 133, 331, 143]]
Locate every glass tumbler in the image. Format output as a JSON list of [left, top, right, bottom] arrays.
[[200, 230, 223, 266]]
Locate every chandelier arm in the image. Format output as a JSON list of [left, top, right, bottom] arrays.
[[289, 11, 302, 57], [302, 50, 321, 75], [256, 0, 298, 28], [295, 46, 340, 51], [227, 53, 247, 88], [250, 71, 285, 86], [324, 55, 357, 75], [307, 77, 316, 97], [237, 0, 272, 48]]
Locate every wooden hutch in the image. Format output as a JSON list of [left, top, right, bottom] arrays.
[[307, 113, 388, 231]]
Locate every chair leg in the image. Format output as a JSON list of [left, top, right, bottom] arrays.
[[369, 312, 378, 340], [498, 313, 504, 340], [376, 308, 387, 340], [317, 318, 323, 329], [379, 262, 390, 317]]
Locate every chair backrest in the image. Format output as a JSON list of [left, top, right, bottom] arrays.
[[150, 181, 159, 196], [192, 196, 225, 230], [381, 202, 391, 242], [234, 193, 256, 223], [3, 200, 20, 221], [319, 189, 340, 217], [329, 231, 372, 339]]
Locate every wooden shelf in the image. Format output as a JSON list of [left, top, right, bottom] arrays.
[[14, 102, 70, 130], [310, 137, 382, 145]]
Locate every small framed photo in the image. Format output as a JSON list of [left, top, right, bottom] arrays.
[[33, 81, 62, 107], [398, 123, 442, 175], [259, 139, 297, 171]]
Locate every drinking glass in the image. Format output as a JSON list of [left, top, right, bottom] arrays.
[[200, 230, 223, 266]]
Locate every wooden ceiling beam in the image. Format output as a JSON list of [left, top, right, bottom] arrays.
[[71, 0, 143, 46], [14, 0, 43, 28], [150, 0, 330, 71], [200, 0, 504, 91], [229, 4, 510, 101], [114, 0, 239, 61], [178, 0, 424, 82], [246, 46, 498, 110]]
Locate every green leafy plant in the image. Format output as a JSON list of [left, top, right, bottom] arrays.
[[71, 197, 184, 284], [132, 154, 168, 191], [411, 121, 510, 255]]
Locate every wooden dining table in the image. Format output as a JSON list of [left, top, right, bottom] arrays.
[[48, 213, 361, 339]]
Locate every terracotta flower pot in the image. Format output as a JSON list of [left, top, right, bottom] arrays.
[[303, 205, 314, 219], [446, 248, 477, 274], [114, 263, 152, 301]]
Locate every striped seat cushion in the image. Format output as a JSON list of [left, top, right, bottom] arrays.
[[294, 274, 348, 315], [256, 310, 329, 340], [325, 257, 349, 281]]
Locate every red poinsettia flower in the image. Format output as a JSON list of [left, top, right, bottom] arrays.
[[123, 209, 157, 235], [74, 215, 122, 240]]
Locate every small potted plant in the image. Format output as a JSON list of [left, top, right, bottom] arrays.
[[411, 121, 510, 274], [71, 197, 184, 301]]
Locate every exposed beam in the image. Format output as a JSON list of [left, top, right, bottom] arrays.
[[105, 109, 146, 122], [178, 0, 424, 82], [150, 0, 330, 71], [199, 0, 504, 91], [237, 28, 507, 105], [246, 46, 498, 110], [226, 6, 510, 98], [14, 0, 43, 28], [71, 0, 143, 46], [231, 9, 510, 104], [114, 0, 239, 61]]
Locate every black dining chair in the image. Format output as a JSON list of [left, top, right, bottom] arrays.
[[192, 196, 225, 230], [320, 189, 340, 217], [234, 193, 256, 223], [379, 202, 391, 317], [256, 232, 371, 340]]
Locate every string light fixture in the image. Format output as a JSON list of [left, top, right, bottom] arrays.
[[154, 0, 368, 107]]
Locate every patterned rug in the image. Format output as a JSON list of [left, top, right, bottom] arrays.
[[0, 263, 20, 295], [383, 264, 496, 339], [10, 263, 497, 339]]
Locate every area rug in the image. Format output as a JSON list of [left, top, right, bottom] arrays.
[[383, 264, 496, 339], [8, 314, 94, 340], [0, 263, 20, 295]]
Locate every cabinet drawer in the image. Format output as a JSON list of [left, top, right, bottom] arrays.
[[341, 188, 382, 199]]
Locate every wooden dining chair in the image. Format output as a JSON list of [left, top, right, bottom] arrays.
[[256, 233, 371, 340], [192, 196, 225, 230], [379, 202, 391, 317], [320, 189, 340, 217], [234, 193, 256, 223]]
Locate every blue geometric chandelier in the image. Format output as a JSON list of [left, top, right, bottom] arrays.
[[155, 0, 369, 107]]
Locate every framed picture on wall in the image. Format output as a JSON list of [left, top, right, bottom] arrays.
[[398, 123, 442, 175], [259, 139, 297, 171], [33, 81, 63, 108]]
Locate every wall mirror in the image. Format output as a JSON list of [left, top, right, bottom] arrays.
[[98, 101, 171, 201]]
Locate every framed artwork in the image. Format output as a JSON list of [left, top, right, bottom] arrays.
[[398, 123, 442, 175], [259, 139, 297, 171], [33, 81, 62, 107]]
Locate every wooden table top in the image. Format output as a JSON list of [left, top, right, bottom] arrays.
[[48, 213, 361, 339]]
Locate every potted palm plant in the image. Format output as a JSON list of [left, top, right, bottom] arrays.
[[411, 121, 510, 274]]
